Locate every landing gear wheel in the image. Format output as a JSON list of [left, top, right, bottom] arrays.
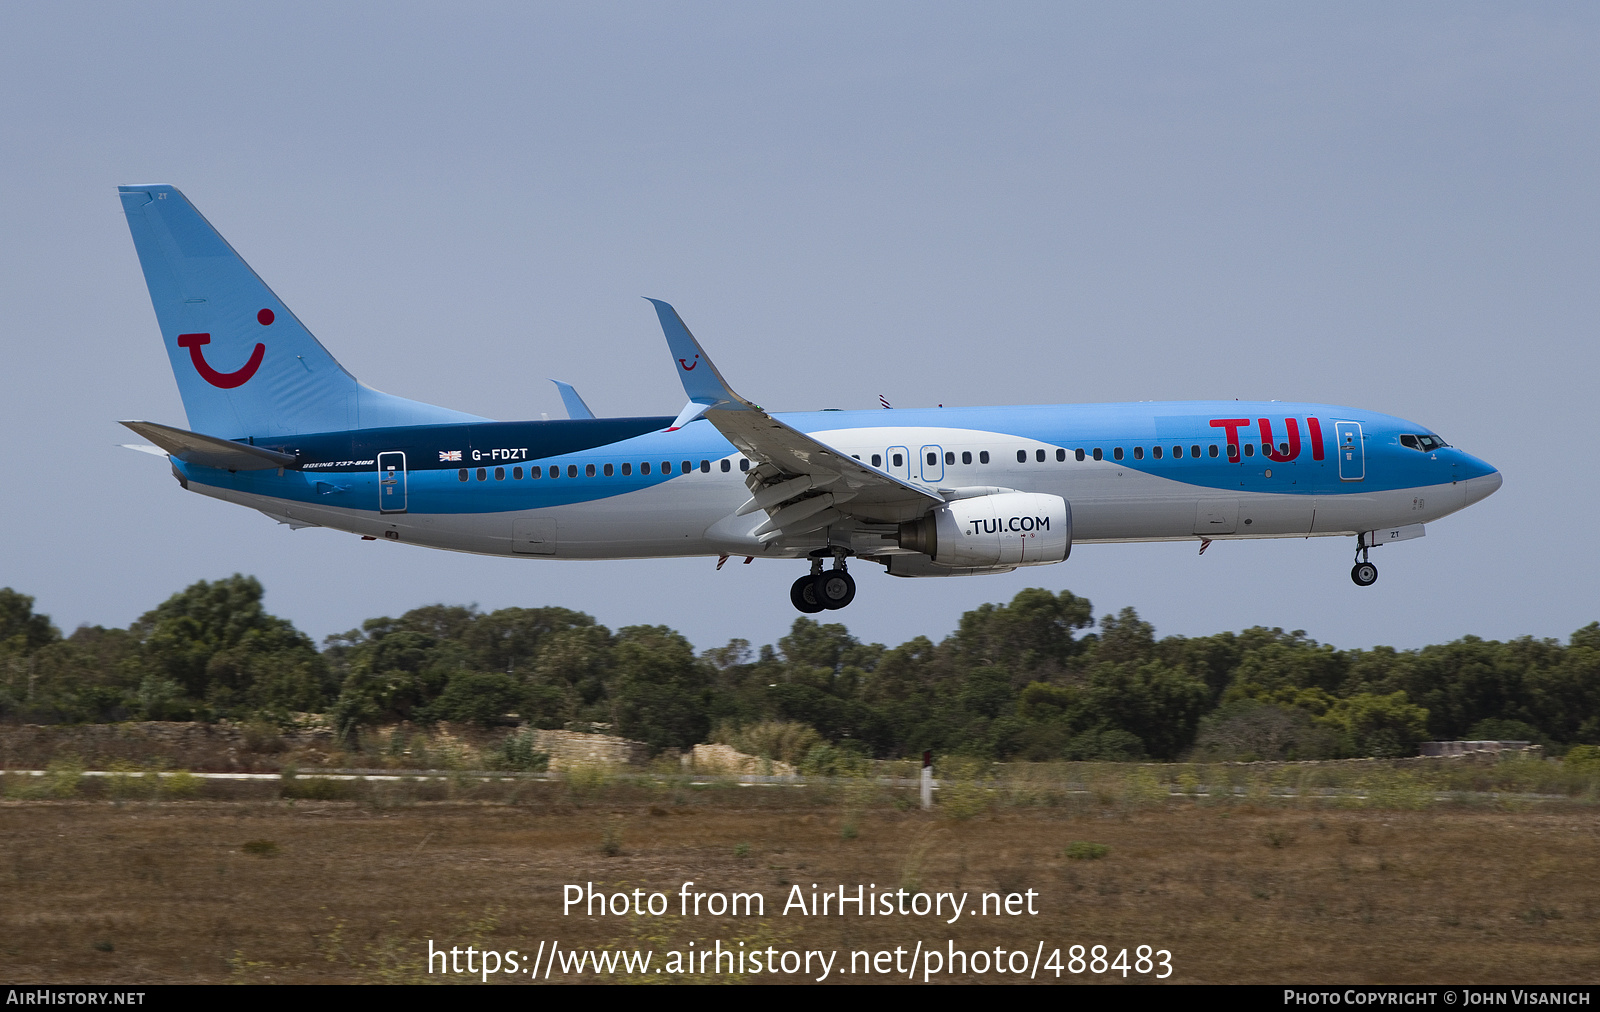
[[790, 574, 826, 613], [1351, 562, 1378, 587], [814, 569, 857, 610]]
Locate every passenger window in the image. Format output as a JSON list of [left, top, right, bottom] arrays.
[[1114, 447, 1124, 461], [513, 466, 523, 479], [1172, 446, 1182, 459], [661, 461, 672, 474], [945, 451, 955, 465], [872, 454, 882, 467], [641, 462, 651, 475], [700, 460, 710, 473], [604, 463, 614, 476], [569, 464, 579, 477], [458, 469, 468, 482], [1152, 446, 1162, 459], [1243, 444, 1254, 457], [1035, 449, 1045, 462], [477, 468, 487, 481], [495, 467, 505, 480], [961, 451, 972, 464], [621, 463, 632, 476], [585, 464, 596, 477], [1190, 445, 1200, 457], [1017, 449, 1027, 463], [1227, 445, 1238, 460], [721, 459, 731, 471], [1279, 443, 1288, 455], [928, 452, 938, 466], [979, 450, 990, 464], [532, 465, 543, 478], [681, 461, 691, 474], [892, 453, 903, 467], [1075, 448, 1085, 461], [1093, 448, 1103, 461], [1133, 447, 1144, 460], [739, 459, 750, 471], [1208, 445, 1218, 458]]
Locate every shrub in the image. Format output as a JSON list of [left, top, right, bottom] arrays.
[[563, 762, 615, 799], [487, 729, 549, 772], [1064, 841, 1110, 860], [798, 741, 871, 777], [720, 721, 822, 766], [163, 771, 201, 799], [1564, 744, 1600, 775]]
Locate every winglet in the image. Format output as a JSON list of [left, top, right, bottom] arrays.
[[645, 299, 751, 417], [550, 380, 597, 420]]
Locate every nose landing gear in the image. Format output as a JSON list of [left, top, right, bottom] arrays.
[[791, 551, 857, 612], [1350, 538, 1378, 587]]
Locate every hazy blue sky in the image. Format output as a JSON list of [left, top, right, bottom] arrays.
[[2, 3, 1596, 655]]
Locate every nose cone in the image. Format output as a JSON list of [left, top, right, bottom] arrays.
[[1461, 463, 1502, 507]]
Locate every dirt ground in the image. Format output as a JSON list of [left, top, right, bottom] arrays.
[[3, 786, 1598, 984]]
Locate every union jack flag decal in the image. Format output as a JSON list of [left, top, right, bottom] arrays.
[[439, 450, 463, 462]]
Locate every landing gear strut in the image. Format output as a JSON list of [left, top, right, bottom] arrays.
[[1351, 539, 1378, 587], [791, 551, 857, 612]]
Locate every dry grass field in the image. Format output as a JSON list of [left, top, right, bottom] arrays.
[[3, 772, 1598, 985]]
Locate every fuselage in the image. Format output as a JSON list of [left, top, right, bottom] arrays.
[[175, 400, 1501, 564]]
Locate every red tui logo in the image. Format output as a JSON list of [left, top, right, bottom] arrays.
[[177, 333, 265, 389]]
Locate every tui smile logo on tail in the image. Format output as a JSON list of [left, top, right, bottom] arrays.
[[175, 308, 273, 389], [679, 354, 699, 372]]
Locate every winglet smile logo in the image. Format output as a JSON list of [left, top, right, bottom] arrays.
[[679, 354, 699, 372], [176, 308, 272, 389]]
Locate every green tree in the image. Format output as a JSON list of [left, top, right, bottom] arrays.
[[131, 575, 330, 717], [609, 625, 710, 749]]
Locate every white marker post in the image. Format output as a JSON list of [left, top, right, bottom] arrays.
[[921, 750, 933, 810]]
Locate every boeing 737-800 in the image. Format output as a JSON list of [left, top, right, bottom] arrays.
[[116, 186, 1502, 613]]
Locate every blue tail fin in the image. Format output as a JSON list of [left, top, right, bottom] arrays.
[[119, 185, 486, 437]]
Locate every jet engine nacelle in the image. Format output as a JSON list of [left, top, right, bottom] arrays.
[[897, 492, 1071, 568]]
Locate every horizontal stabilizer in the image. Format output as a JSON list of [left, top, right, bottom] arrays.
[[119, 420, 296, 471], [118, 443, 170, 459]]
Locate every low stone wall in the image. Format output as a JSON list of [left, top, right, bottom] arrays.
[[528, 729, 652, 770], [0, 721, 336, 772], [1420, 740, 1541, 758], [686, 742, 796, 777], [0, 721, 657, 772]]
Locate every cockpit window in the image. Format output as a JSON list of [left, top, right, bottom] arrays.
[[1400, 433, 1450, 452]]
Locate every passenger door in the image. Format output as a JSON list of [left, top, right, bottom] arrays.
[[377, 452, 407, 513], [1335, 422, 1365, 481]]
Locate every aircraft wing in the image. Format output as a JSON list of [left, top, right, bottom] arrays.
[[119, 420, 297, 471], [647, 299, 942, 538]]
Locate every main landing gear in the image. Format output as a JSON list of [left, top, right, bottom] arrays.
[[1351, 539, 1378, 587], [790, 552, 857, 613]]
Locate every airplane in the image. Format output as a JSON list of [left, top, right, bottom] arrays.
[[116, 185, 1503, 613]]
